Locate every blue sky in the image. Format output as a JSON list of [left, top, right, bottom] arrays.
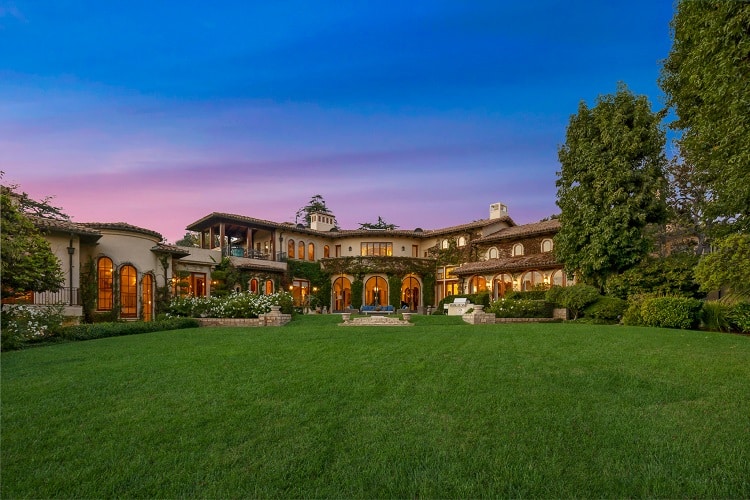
[[1, 1, 675, 243]]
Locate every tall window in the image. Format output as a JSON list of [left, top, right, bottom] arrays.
[[458, 236, 466, 247], [442, 239, 449, 249], [308, 242, 315, 261], [512, 243, 524, 256], [365, 276, 387, 306], [324, 245, 330, 258], [97, 257, 114, 311], [250, 278, 259, 293], [120, 265, 137, 318], [360, 242, 393, 256], [335, 245, 341, 257], [265, 280, 274, 294], [412, 245, 419, 257], [287, 239, 295, 259], [551, 270, 573, 287], [290, 279, 310, 307], [298, 241, 305, 260], [142, 274, 153, 322]]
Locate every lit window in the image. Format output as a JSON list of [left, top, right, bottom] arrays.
[[142, 274, 153, 322], [360, 242, 393, 256], [324, 245, 330, 258], [298, 241, 305, 260], [120, 265, 137, 318], [308, 242, 315, 261], [287, 239, 295, 259], [97, 257, 114, 311]]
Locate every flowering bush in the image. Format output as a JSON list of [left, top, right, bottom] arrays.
[[487, 298, 553, 318], [1, 304, 65, 350], [166, 291, 293, 318]]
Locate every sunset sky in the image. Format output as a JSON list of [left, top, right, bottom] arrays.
[[1, 1, 674, 243]]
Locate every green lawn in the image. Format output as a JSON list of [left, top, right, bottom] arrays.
[[2, 315, 749, 498]]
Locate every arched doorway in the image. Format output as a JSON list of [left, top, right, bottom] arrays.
[[365, 276, 387, 306], [401, 275, 420, 310], [333, 276, 351, 311], [492, 274, 514, 299], [468, 275, 487, 294]]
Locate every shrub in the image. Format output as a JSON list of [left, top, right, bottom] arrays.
[[1, 304, 65, 351], [166, 291, 294, 318], [488, 299, 553, 318], [435, 292, 490, 314], [582, 296, 628, 322], [559, 284, 601, 320], [621, 294, 651, 326], [605, 253, 702, 299], [728, 302, 750, 333], [544, 286, 566, 307], [60, 317, 199, 341], [701, 301, 732, 332], [504, 290, 547, 301], [640, 297, 703, 330]]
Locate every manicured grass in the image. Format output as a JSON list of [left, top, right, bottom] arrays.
[[2, 316, 749, 498]]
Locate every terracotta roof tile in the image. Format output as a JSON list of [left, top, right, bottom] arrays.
[[453, 252, 559, 275], [475, 219, 560, 243], [81, 222, 163, 240], [30, 216, 102, 237]]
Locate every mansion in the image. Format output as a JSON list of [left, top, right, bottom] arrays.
[[24, 202, 573, 321]]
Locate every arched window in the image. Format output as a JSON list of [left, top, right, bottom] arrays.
[[365, 276, 387, 306], [401, 275, 421, 310], [308, 242, 315, 261], [333, 276, 352, 311], [250, 278, 259, 294], [287, 239, 295, 259], [97, 257, 114, 311], [521, 270, 544, 291], [512, 243, 524, 256], [488, 247, 499, 259], [492, 274, 514, 299], [142, 274, 153, 322], [468, 275, 487, 294], [323, 245, 330, 258], [458, 236, 466, 247], [541, 239, 553, 253], [442, 239, 449, 249], [265, 280, 274, 295], [120, 265, 137, 318], [297, 241, 305, 260]]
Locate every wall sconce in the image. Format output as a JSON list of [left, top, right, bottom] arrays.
[[401, 246, 405, 251], [289, 285, 294, 291]]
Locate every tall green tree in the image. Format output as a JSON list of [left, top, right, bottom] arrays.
[[358, 216, 398, 230], [665, 151, 713, 255], [694, 233, 750, 300], [659, 1, 750, 235], [1, 188, 64, 298], [555, 83, 668, 289], [295, 194, 336, 228]]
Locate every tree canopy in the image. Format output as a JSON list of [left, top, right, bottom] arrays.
[[358, 216, 398, 230], [1, 188, 64, 298], [554, 83, 668, 289], [694, 233, 750, 299], [659, 1, 750, 235], [295, 194, 336, 228]]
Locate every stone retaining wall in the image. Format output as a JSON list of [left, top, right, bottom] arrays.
[[462, 306, 568, 325]]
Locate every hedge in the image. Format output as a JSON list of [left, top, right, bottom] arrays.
[[640, 297, 703, 330]]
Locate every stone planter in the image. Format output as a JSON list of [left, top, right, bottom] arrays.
[[402, 312, 412, 322], [341, 313, 351, 322], [473, 305, 484, 312]]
